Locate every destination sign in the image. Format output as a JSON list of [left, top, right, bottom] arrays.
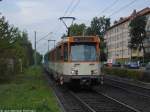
[[73, 37, 94, 42]]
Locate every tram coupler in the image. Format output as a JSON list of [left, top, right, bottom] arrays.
[[80, 78, 91, 86]]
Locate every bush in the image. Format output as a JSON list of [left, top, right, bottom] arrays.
[[103, 67, 144, 81], [0, 60, 13, 83], [0, 58, 20, 83]]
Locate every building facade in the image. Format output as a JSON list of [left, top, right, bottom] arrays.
[[105, 7, 150, 63]]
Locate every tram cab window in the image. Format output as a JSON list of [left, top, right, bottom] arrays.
[[70, 43, 97, 61], [64, 43, 68, 61]]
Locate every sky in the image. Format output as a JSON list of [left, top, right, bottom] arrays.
[[0, 0, 150, 55]]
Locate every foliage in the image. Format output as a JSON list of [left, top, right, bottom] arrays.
[[129, 15, 148, 60], [86, 16, 110, 37], [63, 16, 110, 37], [70, 23, 86, 36], [0, 59, 13, 83], [35, 51, 43, 65], [86, 16, 110, 61], [103, 67, 150, 82], [0, 15, 42, 83], [0, 66, 60, 112]]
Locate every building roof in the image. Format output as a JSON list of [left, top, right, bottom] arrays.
[[107, 7, 150, 31]]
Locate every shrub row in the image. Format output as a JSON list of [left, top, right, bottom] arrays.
[[103, 67, 150, 82], [0, 59, 20, 84]]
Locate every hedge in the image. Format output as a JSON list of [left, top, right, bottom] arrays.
[[103, 67, 150, 82]]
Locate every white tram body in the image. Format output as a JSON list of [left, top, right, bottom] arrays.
[[47, 36, 101, 86]]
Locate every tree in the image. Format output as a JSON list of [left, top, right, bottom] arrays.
[[86, 16, 110, 61], [129, 15, 148, 62], [70, 23, 86, 36], [35, 51, 43, 65], [16, 31, 34, 66], [0, 16, 18, 51], [0, 16, 22, 82], [0, 14, 41, 83], [86, 16, 110, 37]]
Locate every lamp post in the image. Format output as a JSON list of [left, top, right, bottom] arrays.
[[121, 25, 124, 64]]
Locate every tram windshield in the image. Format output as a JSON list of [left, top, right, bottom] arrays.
[[70, 43, 97, 61]]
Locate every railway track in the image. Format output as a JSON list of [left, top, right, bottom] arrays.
[[70, 89, 139, 112], [105, 77, 150, 98], [44, 70, 140, 112], [96, 77, 150, 112], [44, 71, 91, 112]]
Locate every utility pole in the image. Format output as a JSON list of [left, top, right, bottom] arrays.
[[34, 31, 37, 66], [48, 40, 50, 52]]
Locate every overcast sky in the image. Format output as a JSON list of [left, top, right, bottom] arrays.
[[0, 0, 150, 55]]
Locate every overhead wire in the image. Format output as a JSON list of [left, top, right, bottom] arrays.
[[76, 0, 138, 24], [63, 0, 75, 16], [39, 0, 140, 54], [35, 0, 76, 48], [109, 0, 138, 17], [36, 0, 79, 54], [67, 0, 81, 16], [97, 0, 119, 16], [36, 32, 53, 43], [76, 0, 119, 25], [52, 0, 81, 40], [38, 0, 138, 42], [38, 0, 76, 42], [51, 0, 78, 36]]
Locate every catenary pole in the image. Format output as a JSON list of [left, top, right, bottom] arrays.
[[34, 31, 37, 66]]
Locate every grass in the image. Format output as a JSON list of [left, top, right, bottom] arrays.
[[0, 66, 60, 112]]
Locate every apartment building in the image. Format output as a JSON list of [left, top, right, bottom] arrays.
[[104, 7, 150, 63]]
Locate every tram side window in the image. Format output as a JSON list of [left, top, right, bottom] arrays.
[[49, 53, 51, 61], [64, 43, 68, 61], [56, 46, 61, 61], [52, 50, 55, 61], [50, 52, 53, 61], [48, 52, 51, 61]]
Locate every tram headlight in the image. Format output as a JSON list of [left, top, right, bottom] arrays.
[[71, 70, 75, 74], [71, 70, 78, 75], [91, 69, 98, 75], [71, 67, 78, 75], [71, 67, 75, 74]]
